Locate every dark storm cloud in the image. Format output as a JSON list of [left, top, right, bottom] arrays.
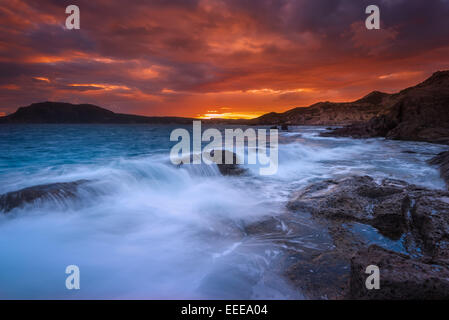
[[1, 0, 449, 117]]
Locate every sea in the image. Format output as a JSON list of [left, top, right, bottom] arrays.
[[0, 124, 446, 299]]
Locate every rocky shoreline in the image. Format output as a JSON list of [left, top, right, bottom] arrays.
[[319, 70, 449, 192], [2, 153, 449, 300], [350, 245, 449, 299], [245, 175, 449, 299], [0, 180, 90, 213], [428, 151, 449, 189], [320, 71, 449, 145]]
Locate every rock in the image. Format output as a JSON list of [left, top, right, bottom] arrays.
[[321, 114, 398, 139], [287, 176, 449, 254], [410, 195, 449, 262], [323, 71, 449, 145], [174, 150, 247, 176], [177, 150, 246, 176], [210, 150, 247, 176], [245, 175, 449, 299], [263, 173, 449, 299], [0, 180, 89, 213], [251, 97, 387, 126], [282, 176, 449, 299], [349, 245, 449, 299], [243, 212, 353, 299], [428, 151, 449, 189], [285, 250, 350, 300], [281, 124, 289, 131], [287, 176, 409, 239]]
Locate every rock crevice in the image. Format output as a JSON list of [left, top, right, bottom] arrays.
[[286, 175, 449, 299]]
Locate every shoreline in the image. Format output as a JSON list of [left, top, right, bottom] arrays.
[[1, 127, 448, 299]]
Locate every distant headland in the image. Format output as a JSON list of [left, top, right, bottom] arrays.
[[1, 70, 449, 145]]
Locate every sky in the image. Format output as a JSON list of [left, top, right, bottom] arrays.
[[1, 0, 449, 119]]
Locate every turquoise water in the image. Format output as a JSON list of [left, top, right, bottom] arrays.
[[0, 125, 174, 178], [0, 124, 446, 299]]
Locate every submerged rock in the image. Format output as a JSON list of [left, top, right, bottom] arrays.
[[244, 212, 352, 299], [349, 245, 449, 300], [0, 180, 90, 213], [428, 151, 449, 189]]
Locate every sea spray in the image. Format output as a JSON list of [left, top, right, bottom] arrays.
[[170, 121, 279, 175], [0, 125, 446, 298]]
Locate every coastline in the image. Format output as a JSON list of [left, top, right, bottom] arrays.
[[1, 125, 448, 299]]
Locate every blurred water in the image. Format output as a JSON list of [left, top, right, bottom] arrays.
[[0, 124, 446, 299]]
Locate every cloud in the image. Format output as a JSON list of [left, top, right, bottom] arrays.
[[1, 0, 449, 117]]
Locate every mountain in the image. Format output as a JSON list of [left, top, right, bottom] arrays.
[[250, 71, 449, 137], [323, 71, 449, 144], [0, 102, 193, 124], [250, 91, 390, 126], [1, 71, 448, 144]]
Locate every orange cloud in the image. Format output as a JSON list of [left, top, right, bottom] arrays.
[[378, 71, 423, 80], [68, 83, 131, 91], [1, 0, 449, 118], [33, 77, 50, 82], [0, 84, 20, 90]]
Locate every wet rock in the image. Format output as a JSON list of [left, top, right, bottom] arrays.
[[428, 151, 449, 189], [210, 150, 247, 176], [243, 211, 354, 299], [287, 176, 449, 253], [349, 245, 449, 300], [175, 150, 247, 176], [410, 195, 449, 262], [244, 175, 449, 299], [247, 174, 449, 299], [285, 250, 350, 300], [0, 180, 90, 213], [287, 176, 409, 239]]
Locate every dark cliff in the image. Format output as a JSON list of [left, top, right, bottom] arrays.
[[324, 71, 449, 145]]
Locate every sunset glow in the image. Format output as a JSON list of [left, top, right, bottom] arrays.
[[68, 84, 131, 91], [197, 111, 265, 119], [1, 0, 449, 302], [1, 0, 449, 118], [33, 77, 50, 83]]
